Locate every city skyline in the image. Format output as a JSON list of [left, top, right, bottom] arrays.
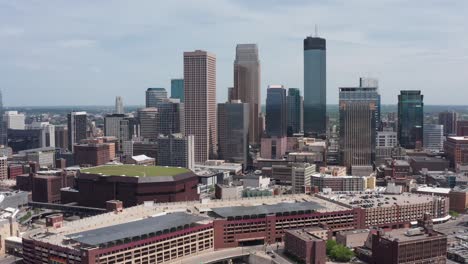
[[1, 1, 467, 106]]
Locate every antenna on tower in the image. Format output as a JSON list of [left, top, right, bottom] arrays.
[[315, 24, 318, 37]]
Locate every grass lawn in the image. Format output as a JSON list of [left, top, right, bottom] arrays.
[[80, 165, 189, 177]]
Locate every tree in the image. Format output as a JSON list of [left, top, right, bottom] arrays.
[[330, 244, 355, 262], [326, 240, 337, 255]]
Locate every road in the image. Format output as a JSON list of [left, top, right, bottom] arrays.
[[433, 214, 468, 243]]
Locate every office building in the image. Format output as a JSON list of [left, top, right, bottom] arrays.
[[233, 44, 261, 145], [439, 111, 458, 136], [449, 186, 468, 213], [54, 125, 68, 150], [456, 120, 468, 136], [0, 157, 7, 180], [284, 229, 326, 264], [217, 100, 249, 167], [170, 78, 184, 102], [184, 50, 217, 163], [376, 131, 398, 161], [7, 129, 41, 152], [104, 114, 125, 139], [271, 163, 315, 193], [266, 85, 287, 137], [74, 143, 112, 167], [115, 96, 124, 114], [138, 107, 158, 141], [311, 174, 366, 192], [287, 88, 303, 135], [444, 136, 468, 168], [67, 112, 87, 152], [0, 90, 5, 146], [3, 111, 25, 130], [157, 134, 194, 170], [29, 121, 55, 148], [398, 90, 424, 149], [359, 77, 381, 129], [423, 124, 444, 152], [260, 136, 287, 159], [15, 147, 56, 168], [303, 36, 326, 136], [371, 227, 447, 264], [157, 99, 184, 136], [145, 88, 167, 107], [339, 85, 379, 171]]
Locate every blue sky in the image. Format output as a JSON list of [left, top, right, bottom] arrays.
[[1, 0, 467, 106]]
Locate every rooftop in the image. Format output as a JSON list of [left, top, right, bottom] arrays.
[[286, 228, 325, 241], [415, 186, 451, 195], [80, 165, 189, 177], [66, 212, 209, 247], [318, 192, 445, 209], [381, 228, 445, 242], [211, 201, 325, 219]]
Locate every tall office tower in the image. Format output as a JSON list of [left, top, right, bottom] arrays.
[[54, 125, 68, 150], [145, 88, 167, 107], [184, 50, 217, 163], [30, 121, 55, 148], [157, 134, 194, 170], [0, 156, 7, 180], [3, 111, 25, 130], [398, 90, 424, 149], [0, 90, 5, 146], [217, 100, 249, 167], [265, 85, 287, 137], [227, 87, 236, 102], [424, 124, 444, 152], [287, 88, 303, 136], [67, 112, 87, 152], [438, 111, 458, 136], [339, 85, 379, 171], [170, 79, 184, 102], [359, 77, 381, 130], [115, 96, 124, 114], [303, 36, 326, 136], [138, 108, 158, 141], [158, 99, 184, 136], [234, 44, 261, 145], [104, 114, 125, 138]]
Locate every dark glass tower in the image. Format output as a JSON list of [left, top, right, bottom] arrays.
[[398, 90, 424, 149], [266, 85, 287, 137], [303, 36, 326, 136], [287, 88, 303, 136]]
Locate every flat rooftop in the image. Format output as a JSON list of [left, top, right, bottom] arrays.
[[211, 201, 325, 218], [381, 228, 445, 242], [80, 165, 189, 177], [286, 229, 324, 241], [415, 186, 451, 194], [66, 212, 208, 247], [318, 192, 445, 209]]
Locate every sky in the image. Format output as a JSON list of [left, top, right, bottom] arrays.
[[1, 0, 467, 107]]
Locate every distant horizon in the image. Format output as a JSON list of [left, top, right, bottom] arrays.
[[1, 1, 467, 106]]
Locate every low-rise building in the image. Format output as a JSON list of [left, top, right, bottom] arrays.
[[449, 186, 468, 213], [336, 229, 371, 248], [311, 174, 366, 192], [284, 229, 326, 264]]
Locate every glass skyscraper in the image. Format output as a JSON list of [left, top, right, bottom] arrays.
[[146, 88, 167, 107], [339, 86, 379, 171], [398, 90, 424, 149], [171, 79, 184, 102], [265, 85, 287, 137], [287, 88, 303, 136], [303, 36, 326, 136]]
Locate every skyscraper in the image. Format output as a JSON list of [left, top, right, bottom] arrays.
[[359, 77, 381, 130], [158, 99, 184, 136], [145, 88, 167, 107], [217, 100, 249, 167], [423, 124, 443, 152], [138, 108, 158, 141], [115, 96, 124, 114], [438, 111, 458, 136], [104, 114, 125, 138], [398, 90, 424, 149], [3, 111, 25, 130], [67, 112, 87, 152], [0, 90, 6, 146], [265, 85, 287, 137], [170, 79, 184, 102], [287, 88, 303, 136], [157, 134, 194, 170], [184, 50, 217, 163], [303, 36, 326, 136], [339, 86, 379, 171], [234, 44, 261, 145]]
